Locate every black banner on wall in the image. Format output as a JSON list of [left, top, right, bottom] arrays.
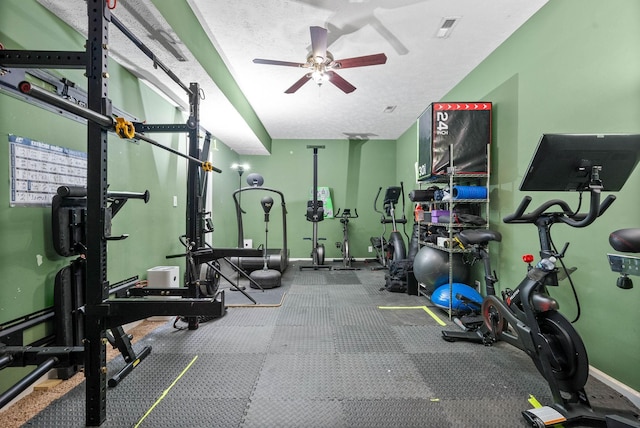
[[417, 102, 491, 181]]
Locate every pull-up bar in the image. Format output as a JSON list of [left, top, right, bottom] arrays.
[[110, 14, 193, 98], [18, 81, 220, 173]]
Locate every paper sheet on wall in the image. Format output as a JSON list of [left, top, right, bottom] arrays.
[[309, 186, 333, 218], [8, 134, 87, 207]]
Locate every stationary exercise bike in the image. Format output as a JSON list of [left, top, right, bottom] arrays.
[[608, 228, 640, 290], [334, 208, 359, 270], [370, 183, 408, 268], [443, 228, 502, 332], [443, 133, 640, 427], [445, 182, 639, 427]]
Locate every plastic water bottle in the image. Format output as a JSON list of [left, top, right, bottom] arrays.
[[414, 203, 424, 222], [535, 256, 556, 271]]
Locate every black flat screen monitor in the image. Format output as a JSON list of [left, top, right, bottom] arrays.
[[383, 186, 402, 205], [519, 134, 640, 192]]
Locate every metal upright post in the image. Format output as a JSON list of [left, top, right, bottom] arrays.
[[186, 82, 202, 249], [0, 3, 229, 423], [185, 82, 201, 330], [84, 1, 111, 425], [311, 147, 319, 261]]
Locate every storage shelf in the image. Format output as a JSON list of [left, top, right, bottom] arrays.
[[422, 172, 488, 184], [419, 242, 471, 253], [427, 198, 488, 204], [415, 144, 491, 319], [424, 222, 486, 228]]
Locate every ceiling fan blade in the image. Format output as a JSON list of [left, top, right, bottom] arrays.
[[326, 71, 356, 94], [333, 53, 387, 69], [309, 26, 328, 62], [285, 74, 312, 94], [253, 58, 304, 67]]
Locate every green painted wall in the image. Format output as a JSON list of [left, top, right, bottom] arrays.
[[396, 0, 640, 391], [150, 0, 271, 153], [0, 0, 241, 393], [240, 139, 397, 260], [396, 122, 419, 220], [4, 0, 639, 402]]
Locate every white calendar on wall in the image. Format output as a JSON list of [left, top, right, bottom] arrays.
[[8, 134, 87, 207]]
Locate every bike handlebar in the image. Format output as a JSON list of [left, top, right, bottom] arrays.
[[334, 208, 359, 219], [503, 187, 616, 228], [372, 187, 383, 214]]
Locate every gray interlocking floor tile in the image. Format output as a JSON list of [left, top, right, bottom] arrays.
[[23, 265, 640, 428]]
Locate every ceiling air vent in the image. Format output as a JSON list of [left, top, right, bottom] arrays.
[[436, 18, 459, 39]]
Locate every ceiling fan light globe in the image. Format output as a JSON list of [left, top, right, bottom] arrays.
[[311, 70, 323, 84]]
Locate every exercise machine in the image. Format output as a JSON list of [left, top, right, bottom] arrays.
[[442, 133, 640, 427], [333, 208, 359, 270], [440, 228, 502, 332], [51, 186, 153, 385], [1, 7, 235, 423], [0, 186, 154, 408], [162, 160, 266, 306], [301, 145, 331, 270], [232, 173, 289, 273], [167, 235, 264, 296], [370, 183, 408, 268], [608, 228, 640, 290]]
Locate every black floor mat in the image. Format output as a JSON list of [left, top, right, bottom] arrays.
[[23, 261, 640, 427]]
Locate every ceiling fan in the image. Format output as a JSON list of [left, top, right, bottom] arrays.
[[253, 26, 387, 94]]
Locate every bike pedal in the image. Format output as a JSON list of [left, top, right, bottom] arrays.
[[522, 406, 566, 427]]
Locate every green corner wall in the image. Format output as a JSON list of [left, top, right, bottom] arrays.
[[0, 0, 242, 393], [2, 0, 640, 400], [240, 139, 398, 261], [150, 0, 272, 153], [395, 0, 640, 392]]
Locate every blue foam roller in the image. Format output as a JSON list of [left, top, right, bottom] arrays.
[[452, 185, 487, 199]]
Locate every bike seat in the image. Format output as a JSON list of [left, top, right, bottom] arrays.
[[609, 228, 640, 253], [456, 229, 502, 246]]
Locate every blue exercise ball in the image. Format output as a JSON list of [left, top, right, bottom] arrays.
[[412, 245, 470, 293], [431, 283, 483, 312]]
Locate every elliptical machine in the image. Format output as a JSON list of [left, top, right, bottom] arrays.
[[370, 182, 408, 268]]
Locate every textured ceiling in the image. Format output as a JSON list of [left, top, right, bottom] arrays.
[[36, 0, 547, 155]]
